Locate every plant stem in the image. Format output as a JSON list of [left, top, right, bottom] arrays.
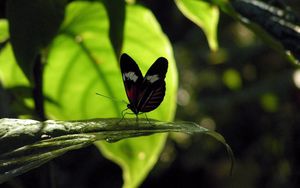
[[33, 54, 46, 121], [33, 53, 51, 188]]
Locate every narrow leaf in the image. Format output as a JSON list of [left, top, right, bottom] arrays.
[[0, 118, 233, 184]]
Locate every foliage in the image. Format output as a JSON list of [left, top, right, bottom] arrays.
[[0, 0, 299, 187], [0, 1, 181, 187]]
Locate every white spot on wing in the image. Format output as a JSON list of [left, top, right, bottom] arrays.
[[146, 75, 159, 83], [123, 72, 138, 82]]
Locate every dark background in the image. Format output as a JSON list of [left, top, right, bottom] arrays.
[[1, 0, 300, 187]]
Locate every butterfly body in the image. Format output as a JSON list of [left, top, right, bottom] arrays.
[[120, 53, 168, 116]]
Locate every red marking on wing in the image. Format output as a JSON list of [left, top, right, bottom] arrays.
[[125, 84, 140, 105], [127, 88, 133, 99]]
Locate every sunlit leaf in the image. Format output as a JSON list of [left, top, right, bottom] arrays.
[[175, 0, 219, 51], [0, 26, 34, 116], [0, 44, 29, 88], [44, 2, 178, 188], [0, 19, 9, 43]]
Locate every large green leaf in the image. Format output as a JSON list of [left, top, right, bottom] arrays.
[[6, 0, 66, 81], [0, 1, 178, 186], [44, 2, 178, 188], [175, 0, 219, 51]]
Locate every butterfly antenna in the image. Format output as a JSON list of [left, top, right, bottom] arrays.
[[96, 93, 128, 105]]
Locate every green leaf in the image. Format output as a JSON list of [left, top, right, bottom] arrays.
[[0, 37, 35, 115], [0, 19, 9, 43], [6, 0, 66, 81], [0, 118, 233, 184], [0, 44, 30, 88], [175, 0, 219, 51], [0, 42, 35, 116], [44, 2, 178, 188]]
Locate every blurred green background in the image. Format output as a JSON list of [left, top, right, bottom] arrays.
[[144, 1, 300, 187], [1, 0, 300, 188]]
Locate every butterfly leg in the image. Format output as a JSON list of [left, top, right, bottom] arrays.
[[135, 114, 139, 125], [117, 108, 129, 125], [144, 113, 155, 127]]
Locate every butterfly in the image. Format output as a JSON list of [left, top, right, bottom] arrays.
[[120, 53, 168, 119]]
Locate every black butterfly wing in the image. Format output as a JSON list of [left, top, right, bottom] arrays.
[[120, 53, 143, 108], [136, 57, 168, 112]]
